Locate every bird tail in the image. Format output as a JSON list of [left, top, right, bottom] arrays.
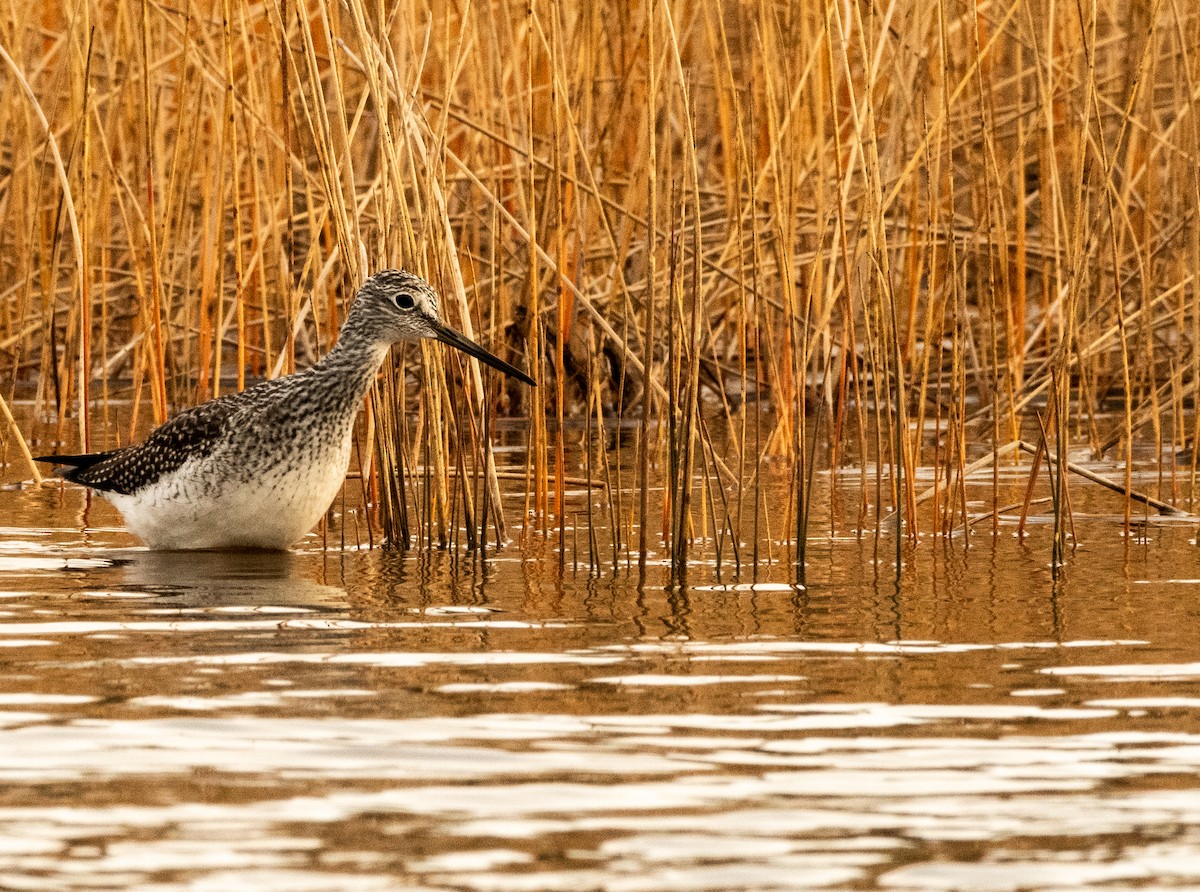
[[34, 452, 117, 483]]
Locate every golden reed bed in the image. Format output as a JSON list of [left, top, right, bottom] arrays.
[[1, 1, 1197, 571]]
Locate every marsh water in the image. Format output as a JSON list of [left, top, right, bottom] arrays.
[[2, 449, 1200, 891]]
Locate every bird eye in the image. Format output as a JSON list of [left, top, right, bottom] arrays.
[[395, 293, 415, 310]]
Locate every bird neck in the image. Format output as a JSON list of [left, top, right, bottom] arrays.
[[311, 332, 391, 408]]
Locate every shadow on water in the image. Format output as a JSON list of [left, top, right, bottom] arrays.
[[1, 481, 1200, 890]]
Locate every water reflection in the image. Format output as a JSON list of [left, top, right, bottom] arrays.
[[116, 548, 350, 610], [1, 484, 1200, 890]]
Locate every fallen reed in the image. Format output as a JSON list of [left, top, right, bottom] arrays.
[[2, 0, 1199, 572]]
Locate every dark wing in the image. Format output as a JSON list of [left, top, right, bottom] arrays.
[[36, 396, 246, 495]]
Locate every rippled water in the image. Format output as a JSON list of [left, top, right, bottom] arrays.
[[3, 476, 1200, 891]]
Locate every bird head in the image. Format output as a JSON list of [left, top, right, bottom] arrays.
[[347, 269, 534, 386]]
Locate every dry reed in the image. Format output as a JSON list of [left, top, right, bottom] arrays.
[[1, 0, 1198, 572]]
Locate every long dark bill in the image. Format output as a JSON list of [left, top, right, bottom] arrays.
[[434, 322, 535, 386]]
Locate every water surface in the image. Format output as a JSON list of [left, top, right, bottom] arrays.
[[1, 477, 1200, 890]]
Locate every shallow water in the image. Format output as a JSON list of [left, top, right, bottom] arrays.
[[2, 478, 1200, 891]]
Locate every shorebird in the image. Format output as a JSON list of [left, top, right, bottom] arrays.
[[37, 269, 534, 550]]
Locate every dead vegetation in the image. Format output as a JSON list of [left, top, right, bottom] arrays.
[[1, 0, 1199, 572]]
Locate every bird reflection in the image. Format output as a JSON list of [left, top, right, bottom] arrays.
[[113, 548, 349, 611]]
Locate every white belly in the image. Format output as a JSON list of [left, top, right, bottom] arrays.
[[106, 440, 353, 550]]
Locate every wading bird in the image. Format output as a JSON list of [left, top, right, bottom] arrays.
[[38, 269, 534, 549]]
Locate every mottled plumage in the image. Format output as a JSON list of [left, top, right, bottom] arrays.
[[37, 269, 533, 550]]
